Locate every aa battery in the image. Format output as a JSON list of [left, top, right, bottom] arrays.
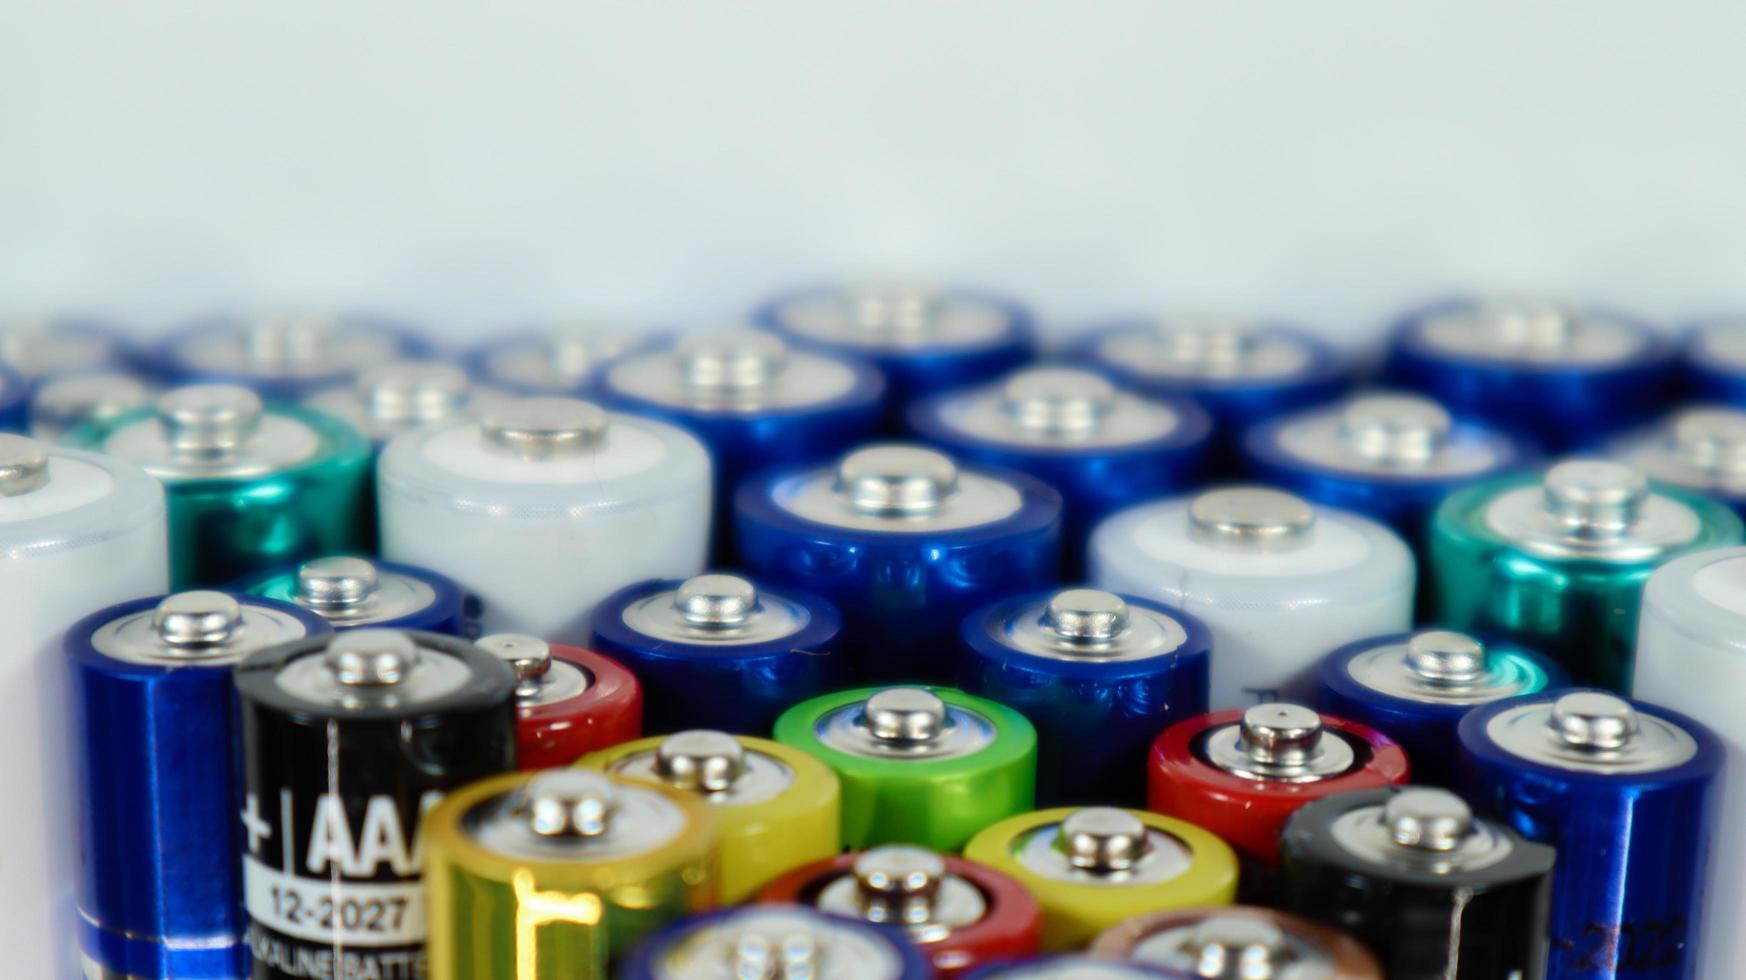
[[424, 769, 716, 979], [1089, 906, 1383, 979], [1278, 786, 1555, 979], [234, 629, 517, 979], [620, 905, 932, 980], [1461, 691, 1721, 979], [479, 634, 643, 769], [68, 591, 330, 978]]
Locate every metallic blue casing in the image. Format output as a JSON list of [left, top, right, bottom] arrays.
[[0, 363, 28, 431], [67, 595, 333, 979], [1680, 322, 1746, 407], [1460, 692, 1722, 980], [734, 465, 1062, 683], [958, 591, 1211, 806], [1384, 300, 1675, 452], [590, 577, 847, 735]]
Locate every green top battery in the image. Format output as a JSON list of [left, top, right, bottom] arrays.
[[1428, 459, 1743, 692], [70, 384, 371, 589], [773, 685, 1037, 851]]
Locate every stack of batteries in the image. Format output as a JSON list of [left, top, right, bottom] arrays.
[[6, 293, 1746, 979]]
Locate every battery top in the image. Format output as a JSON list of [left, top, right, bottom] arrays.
[[476, 324, 647, 393], [609, 730, 796, 808], [463, 769, 695, 864], [171, 314, 410, 381], [925, 366, 1201, 452], [29, 371, 156, 444], [89, 590, 321, 667], [477, 633, 592, 707], [238, 629, 513, 722], [986, 589, 1192, 664], [0, 316, 121, 380], [772, 444, 1032, 534], [1261, 391, 1519, 479], [277, 556, 438, 628], [606, 329, 873, 414], [650, 906, 912, 980], [1480, 691, 1700, 775], [765, 285, 1020, 353], [1011, 808, 1193, 888], [303, 360, 477, 442], [812, 845, 989, 944], [1095, 318, 1318, 384], [1324, 787, 1516, 876], [1405, 300, 1649, 368], [1611, 405, 1746, 497], [0, 435, 165, 547], [1482, 459, 1703, 562], [617, 574, 813, 648], [99, 384, 325, 480], [1130, 914, 1337, 980], [815, 687, 997, 763], [1343, 630, 1546, 707], [1198, 704, 1360, 785]]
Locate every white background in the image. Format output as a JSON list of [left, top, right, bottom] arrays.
[[3, 1, 1745, 344]]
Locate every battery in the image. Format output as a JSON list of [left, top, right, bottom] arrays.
[[1241, 391, 1532, 556], [581, 730, 840, 903], [735, 443, 1062, 681], [142, 312, 434, 400], [1635, 546, 1746, 980], [590, 573, 844, 734], [0, 362, 28, 432], [1066, 316, 1349, 470], [598, 328, 884, 558], [962, 957, 1191, 979], [67, 590, 331, 978], [0, 434, 167, 980], [1428, 458, 1743, 691], [70, 383, 374, 588], [1318, 629, 1567, 787], [1677, 320, 1746, 406], [619, 905, 933, 980], [1090, 486, 1414, 708], [774, 686, 1037, 851], [1088, 906, 1383, 979], [424, 768, 716, 979], [963, 806, 1238, 951], [758, 845, 1042, 978], [958, 588, 1210, 806], [234, 629, 518, 980], [1460, 690, 1721, 980], [0, 316, 131, 385], [1607, 406, 1746, 519], [1277, 786, 1555, 980], [908, 365, 1213, 571], [1148, 703, 1411, 868], [378, 396, 712, 643], [232, 555, 470, 635], [466, 324, 662, 397], [1383, 298, 1673, 452], [303, 360, 479, 445], [478, 633, 643, 769], [27, 370, 157, 444], [755, 284, 1035, 429]]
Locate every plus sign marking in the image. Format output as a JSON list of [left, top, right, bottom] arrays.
[[240, 793, 274, 855]]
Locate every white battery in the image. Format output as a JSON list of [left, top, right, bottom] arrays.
[[378, 396, 712, 643], [1090, 486, 1414, 708], [0, 434, 168, 978], [1634, 545, 1746, 980]]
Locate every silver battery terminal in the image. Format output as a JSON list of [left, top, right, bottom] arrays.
[[836, 445, 959, 517], [480, 397, 608, 461], [656, 907, 907, 980], [1329, 788, 1513, 875], [619, 573, 810, 647], [92, 590, 316, 667], [815, 687, 996, 761], [1188, 488, 1316, 553], [478, 633, 590, 706], [995, 589, 1188, 664], [28, 372, 155, 443], [0, 433, 49, 496], [1485, 459, 1702, 562], [1131, 914, 1335, 979], [816, 845, 988, 944], [1339, 394, 1451, 468], [1002, 368, 1116, 436], [1415, 301, 1644, 366], [611, 729, 795, 808], [1009, 807, 1194, 887], [1483, 690, 1698, 774], [1202, 704, 1356, 784]]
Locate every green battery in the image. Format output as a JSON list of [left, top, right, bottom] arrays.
[[425, 769, 717, 980], [1428, 458, 1743, 692], [773, 685, 1037, 851], [69, 384, 371, 589]]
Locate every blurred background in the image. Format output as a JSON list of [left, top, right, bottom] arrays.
[[4, 0, 1745, 341]]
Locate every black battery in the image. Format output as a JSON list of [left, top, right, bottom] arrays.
[[234, 628, 517, 980], [1277, 785, 1554, 980]]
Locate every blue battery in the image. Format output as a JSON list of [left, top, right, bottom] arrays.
[[1679, 320, 1746, 406], [735, 443, 1062, 682], [230, 555, 472, 636], [139, 312, 435, 401], [1460, 690, 1722, 980], [1066, 316, 1349, 471], [26, 370, 158, 444], [908, 365, 1212, 573], [465, 324, 666, 397], [0, 316, 133, 386], [590, 573, 846, 734], [1383, 298, 1674, 452], [66, 591, 331, 978], [1243, 391, 1533, 549], [0, 362, 28, 432], [1607, 406, 1746, 520], [958, 588, 1210, 806], [621, 906, 932, 980], [1318, 629, 1567, 787], [597, 329, 885, 560], [754, 284, 1035, 428]]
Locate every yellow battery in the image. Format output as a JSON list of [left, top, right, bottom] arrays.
[[579, 730, 841, 902], [963, 806, 1237, 951], [424, 769, 717, 980]]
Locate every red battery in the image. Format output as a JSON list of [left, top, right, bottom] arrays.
[[759, 846, 1041, 978], [478, 634, 642, 768], [1148, 703, 1408, 864]]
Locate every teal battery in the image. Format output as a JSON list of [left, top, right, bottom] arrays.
[[231, 555, 472, 636], [67, 591, 331, 979], [68, 384, 373, 589], [908, 366, 1212, 574], [138, 312, 434, 401]]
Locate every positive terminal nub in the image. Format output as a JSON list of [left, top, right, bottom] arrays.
[[358, 361, 469, 423], [854, 845, 944, 924], [678, 330, 788, 391], [1189, 487, 1315, 544], [1237, 703, 1324, 768], [1001, 367, 1115, 434], [1384, 788, 1472, 853], [848, 286, 941, 335], [864, 688, 947, 743], [1042, 589, 1130, 644], [0, 433, 49, 496], [480, 397, 607, 459], [675, 574, 759, 628], [1339, 393, 1451, 465], [1187, 916, 1289, 979], [1057, 807, 1148, 873], [655, 730, 747, 793], [156, 384, 263, 457], [1541, 459, 1648, 536], [1550, 691, 1639, 751], [1673, 407, 1746, 475], [525, 769, 616, 838], [1405, 631, 1487, 686], [476, 633, 552, 698], [154, 591, 244, 647], [297, 556, 380, 609], [835, 445, 959, 517], [323, 630, 419, 687]]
